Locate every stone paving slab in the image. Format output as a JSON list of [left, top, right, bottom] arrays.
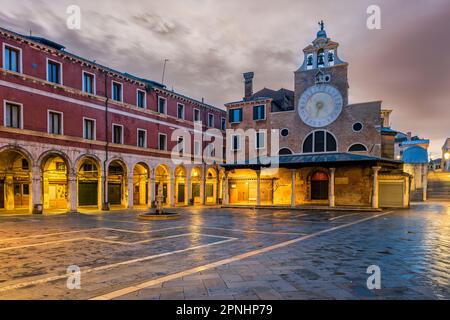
[[0, 202, 449, 300]]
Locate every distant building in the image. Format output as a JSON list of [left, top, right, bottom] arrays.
[[429, 158, 442, 171], [392, 132, 429, 201], [442, 138, 450, 172]]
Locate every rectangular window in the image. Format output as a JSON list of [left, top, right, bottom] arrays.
[[177, 103, 185, 119], [137, 129, 147, 148], [256, 131, 266, 149], [4, 102, 21, 128], [221, 117, 226, 131], [158, 96, 167, 114], [208, 113, 214, 128], [3, 44, 21, 72], [194, 140, 201, 156], [83, 118, 95, 140], [22, 159, 29, 170], [112, 81, 122, 102], [158, 133, 167, 151], [232, 134, 240, 151], [47, 59, 62, 84], [82, 72, 95, 94], [253, 105, 266, 120], [48, 111, 62, 135], [22, 184, 29, 195], [229, 108, 242, 123], [137, 90, 146, 108], [112, 124, 123, 144], [193, 109, 201, 122]]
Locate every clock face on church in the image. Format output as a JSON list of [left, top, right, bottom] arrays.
[[298, 84, 343, 127]]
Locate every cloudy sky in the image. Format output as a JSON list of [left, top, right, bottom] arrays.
[[1, 0, 449, 156]]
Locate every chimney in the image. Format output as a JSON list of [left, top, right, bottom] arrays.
[[243, 72, 254, 101], [380, 109, 392, 128]]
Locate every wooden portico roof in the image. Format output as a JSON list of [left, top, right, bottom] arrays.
[[221, 152, 403, 171]]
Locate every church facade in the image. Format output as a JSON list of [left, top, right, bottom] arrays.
[[222, 23, 410, 209]]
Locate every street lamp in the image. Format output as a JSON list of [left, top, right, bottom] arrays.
[[445, 152, 450, 160]]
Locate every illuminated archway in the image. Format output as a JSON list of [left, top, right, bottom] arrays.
[[77, 157, 101, 208], [108, 160, 127, 207], [205, 167, 217, 205], [174, 165, 187, 205], [155, 164, 170, 205], [133, 163, 149, 207], [41, 152, 70, 211], [0, 148, 32, 212], [190, 166, 202, 204]]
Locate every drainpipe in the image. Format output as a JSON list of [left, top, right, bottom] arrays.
[[102, 72, 110, 210]]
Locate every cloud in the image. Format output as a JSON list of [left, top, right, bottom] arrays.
[[0, 0, 448, 155]]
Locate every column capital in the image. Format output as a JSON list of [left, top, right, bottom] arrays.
[[372, 166, 382, 172], [255, 169, 261, 177], [329, 167, 336, 173]]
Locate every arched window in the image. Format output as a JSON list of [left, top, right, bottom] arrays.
[[278, 148, 293, 155], [317, 49, 325, 67], [303, 130, 337, 153], [310, 171, 329, 200], [348, 143, 368, 152]]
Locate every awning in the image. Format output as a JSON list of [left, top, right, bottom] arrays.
[[221, 152, 402, 170]]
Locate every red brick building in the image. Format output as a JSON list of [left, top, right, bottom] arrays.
[[0, 26, 226, 214]]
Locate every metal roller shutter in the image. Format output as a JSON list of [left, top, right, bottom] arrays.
[[379, 182, 404, 208]]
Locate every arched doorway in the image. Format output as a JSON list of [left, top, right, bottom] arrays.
[[155, 165, 169, 205], [205, 168, 217, 204], [190, 167, 202, 204], [41, 153, 69, 210], [108, 160, 127, 207], [78, 158, 100, 208], [133, 163, 149, 207], [174, 166, 187, 205], [310, 171, 329, 200], [0, 148, 32, 212]]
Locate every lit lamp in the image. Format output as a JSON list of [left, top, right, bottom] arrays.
[[445, 152, 450, 160]]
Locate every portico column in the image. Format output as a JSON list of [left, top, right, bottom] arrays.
[[31, 165, 42, 214], [291, 169, 296, 207], [223, 172, 229, 205], [150, 169, 156, 207], [169, 175, 175, 207], [200, 166, 206, 205], [5, 173, 14, 211], [372, 166, 381, 209], [329, 168, 336, 207], [215, 174, 220, 204], [127, 171, 134, 209], [101, 169, 109, 211], [68, 172, 77, 213], [422, 165, 428, 201], [256, 169, 261, 206], [185, 174, 190, 205]]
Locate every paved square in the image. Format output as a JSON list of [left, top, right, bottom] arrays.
[[0, 202, 449, 300]]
